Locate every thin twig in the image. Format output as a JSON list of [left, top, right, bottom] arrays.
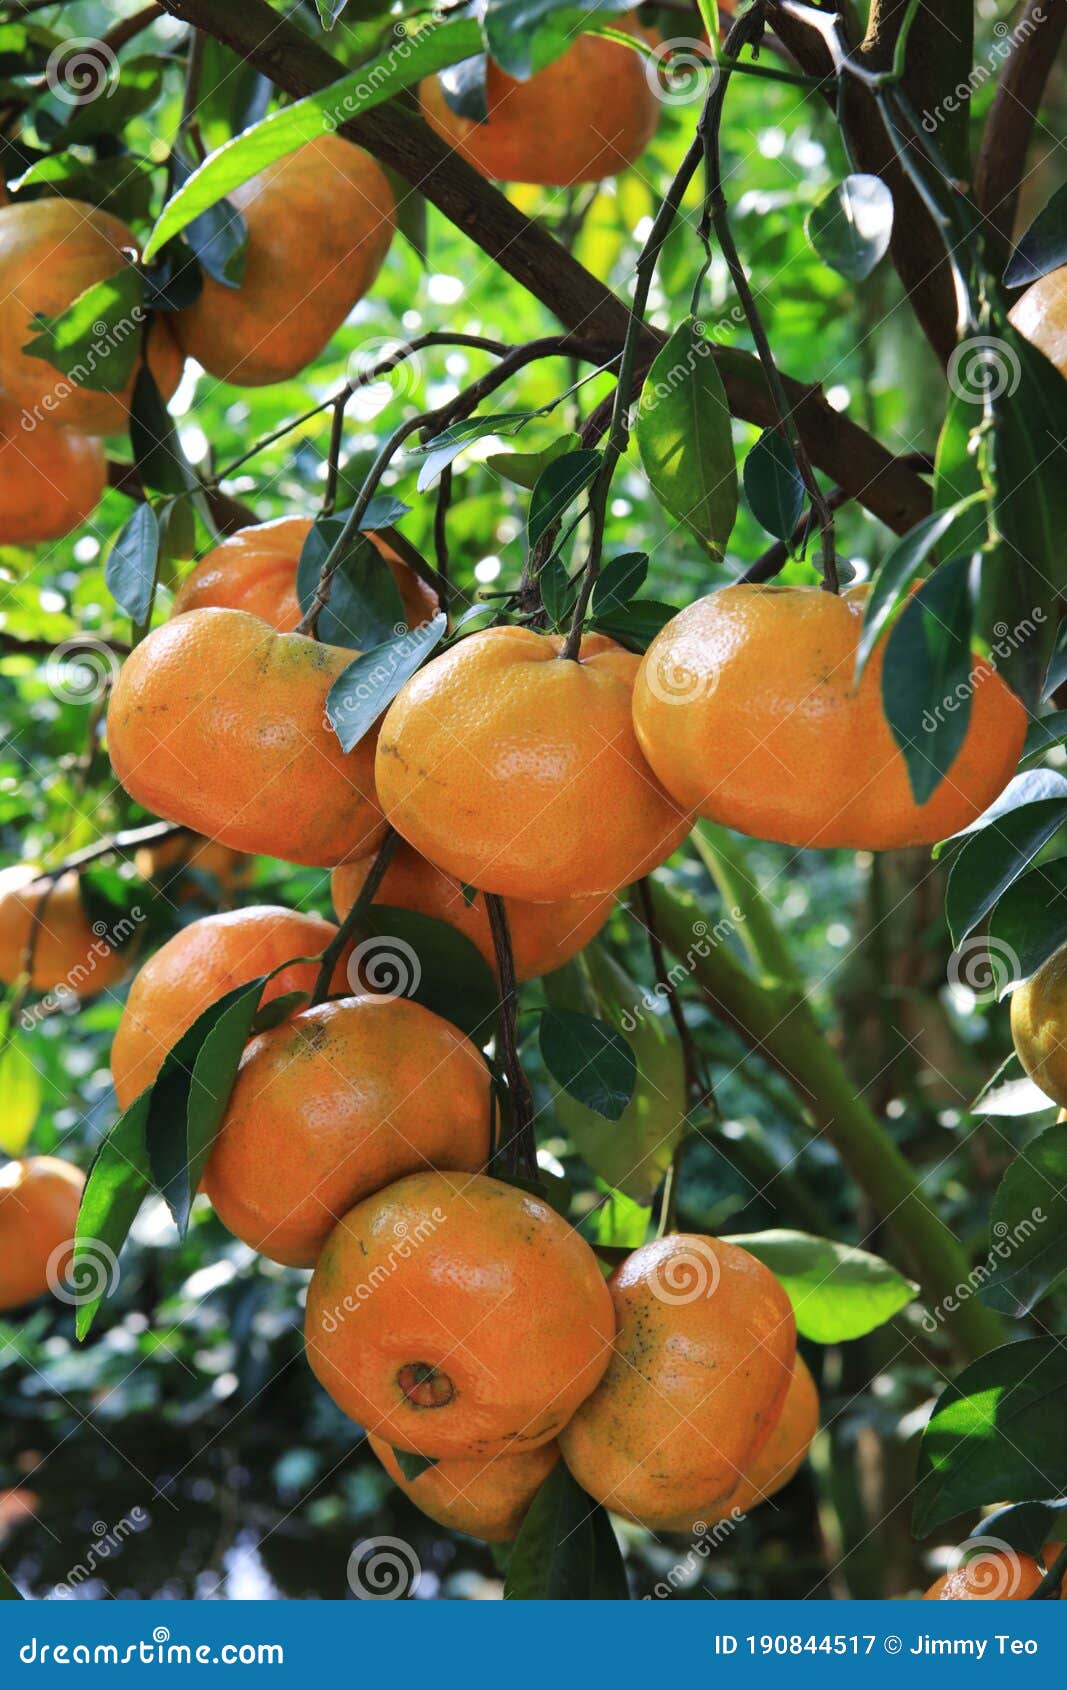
[[309, 827, 399, 1004], [484, 894, 539, 1182]]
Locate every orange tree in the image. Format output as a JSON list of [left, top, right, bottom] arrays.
[[0, 0, 1066, 1601]]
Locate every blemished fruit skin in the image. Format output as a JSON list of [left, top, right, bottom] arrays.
[[633, 585, 1026, 850], [110, 905, 349, 1109], [203, 997, 492, 1268], [305, 1170, 616, 1458], [660, 1354, 818, 1531], [174, 136, 395, 386], [106, 607, 387, 868], [559, 1234, 796, 1528], [369, 1434, 559, 1544], [331, 840, 614, 983], [375, 626, 691, 902], [0, 403, 106, 544], [0, 199, 182, 432], [923, 1553, 1045, 1600], [1010, 945, 1067, 1109], [0, 864, 129, 995], [419, 25, 659, 186], [0, 1156, 84, 1311], [1009, 266, 1067, 377], [170, 515, 438, 633]]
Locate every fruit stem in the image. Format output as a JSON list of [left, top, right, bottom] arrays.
[[484, 894, 539, 1182]]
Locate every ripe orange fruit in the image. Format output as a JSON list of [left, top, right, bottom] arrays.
[[331, 839, 613, 983], [203, 997, 492, 1267], [0, 402, 105, 544], [369, 1434, 558, 1544], [106, 607, 387, 867], [110, 905, 349, 1109], [305, 1170, 615, 1457], [0, 199, 182, 432], [1010, 945, 1067, 1109], [376, 627, 691, 902], [1009, 265, 1067, 376], [420, 25, 659, 185], [134, 832, 253, 907], [633, 585, 1026, 850], [559, 1234, 796, 1527], [923, 1552, 1044, 1599], [0, 1156, 84, 1311], [170, 515, 438, 633], [0, 864, 129, 995], [174, 136, 394, 386], [661, 1354, 818, 1531]]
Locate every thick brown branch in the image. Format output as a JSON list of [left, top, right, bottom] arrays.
[[974, 0, 1067, 260]]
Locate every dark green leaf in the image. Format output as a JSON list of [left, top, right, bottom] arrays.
[[590, 598, 677, 652], [805, 174, 893, 281], [915, 1338, 1067, 1535], [130, 364, 191, 495], [393, 1447, 438, 1481], [22, 264, 144, 392], [252, 990, 309, 1033], [439, 54, 489, 122], [297, 519, 407, 650], [881, 553, 974, 804], [1021, 711, 1067, 769], [978, 1125, 1067, 1316], [74, 1089, 153, 1339], [357, 905, 498, 1042], [359, 495, 411, 530], [105, 503, 159, 627], [743, 427, 804, 544], [945, 793, 1067, 947], [13, 152, 155, 222], [981, 1500, 1067, 1557], [326, 613, 446, 752], [939, 770, 1067, 850], [1004, 183, 1067, 288], [538, 555, 578, 630], [528, 449, 601, 550], [592, 552, 648, 618], [171, 147, 248, 290], [504, 1461, 629, 1596], [988, 857, 1067, 991], [855, 497, 984, 679], [1044, 618, 1067, 700], [729, 1229, 917, 1343], [47, 55, 164, 144], [636, 317, 737, 559], [539, 1008, 636, 1121]]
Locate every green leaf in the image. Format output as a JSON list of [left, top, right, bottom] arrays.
[[47, 54, 164, 144], [743, 427, 803, 544], [0, 1038, 41, 1156], [74, 1089, 154, 1339], [105, 503, 160, 628], [978, 1125, 1067, 1316], [143, 19, 484, 261], [1020, 711, 1067, 770], [22, 264, 145, 393], [980, 1500, 1067, 1557], [527, 449, 600, 550], [945, 792, 1067, 947], [297, 518, 407, 650], [538, 555, 578, 630], [969, 1051, 1054, 1119], [539, 1007, 636, 1122], [438, 54, 489, 122], [592, 552, 648, 618], [914, 1338, 1067, 1535], [939, 770, 1067, 850], [12, 152, 155, 222], [1004, 182, 1067, 288], [357, 905, 498, 1042], [171, 146, 248, 290], [393, 1447, 438, 1481], [636, 317, 737, 560], [326, 613, 446, 753], [855, 496, 984, 679], [504, 1461, 629, 1597], [881, 553, 974, 804], [988, 857, 1067, 991], [590, 599, 677, 652], [486, 432, 581, 490], [316, 0, 352, 26], [130, 365, 191, 496], [805, 174, 893, 281], [729, 1229, 917, 1343]]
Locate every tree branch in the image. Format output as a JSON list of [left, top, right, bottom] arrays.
[[974, 0, 1066, 261]]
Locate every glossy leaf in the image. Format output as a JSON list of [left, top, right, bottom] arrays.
[[1004, 182, 1067, 288], [105, 502, 160, 627], [945, 793, 1067, 947], [486, 432, 581, 489], [855, 496, 983, 679], [979, 1125, 1067, 1315], [0, 1039, 41, 1156], [806, 174, 893, 281], [130, 365, 190, 495], [296, 518, 407, 650], [881, 553, 974, 804], [482, 0, 631, 79], [592, 552, 648, 618], [171, 146, 248, 290], [504, 1461, 629, 1598], [74, 1090, 154, 1339], [590, 598, 677, 652], [438, 54, 489, 122], [1020, 711, 1067, 770], [539, 1007, 636, 1122], [356, 905, 498, 1042], [22, 264, 144, 392], [730, 1229, 917, 1343], [636, 317, 737, 559], [743, 427, 804, 545], [326, 613, 446, 752], [988, 857, 1067, 991], [527, 449, 600, 549]]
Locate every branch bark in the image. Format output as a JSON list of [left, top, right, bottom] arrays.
[[974, 0, 1067, 261], [154, 0, 931, 537]]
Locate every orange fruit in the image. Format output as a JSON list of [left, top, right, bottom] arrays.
[[369, 1434, 558, 1543], [376, 627, 691, 901], [1041, 1541, 1067, 1596], [0, 864, 129, 995], [134, 832, 253, 907], [0, 199, 182, 432], [110, 905, 349, 1109], [0, 1156, 84, 1311], [923, 1552, 1045, 1599], [1010, 945, 1067, 1109], [661, 1354, 818, 1531], [203, 997, 492, 1267], [633, 585, 1026, 850], [0, 402, 105, 544], [106, 606, 387, 867], [174, 135, 394, 386], [170, 515, 438, 634], [420, 24, 659, 185], [305, 1170, 615, 1457], [1009, 266, 1067, 376], [559, 1234, 796, 1527], [331, 839, 613, 982]]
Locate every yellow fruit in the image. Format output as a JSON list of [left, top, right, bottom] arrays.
[[0, 1156, 84, 1311], [0, 865, 129, 995], [1011, 944, 1067, 1108]]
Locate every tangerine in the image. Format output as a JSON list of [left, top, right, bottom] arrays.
[[0, 1156, 84, 1311], [923, 1552, 1044, 1599], [369, 1435, 558, 1544], [1010, 944, 1067, 1109], [305, 1170, 615, 1457], [1009, 265, 1067, 377], [375, 626, 691, 901], [559, 1234, 796, 1527], [203, 997, 492, 1267], [106, 607, 387, 867], [0, 864, 129, 995], [633, 585, 1026, 850], [0, 402, 105, 544], [174, 136, 394, 386]]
